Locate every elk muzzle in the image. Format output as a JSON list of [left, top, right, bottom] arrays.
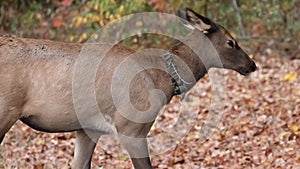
[[237, 59, 257, 76]]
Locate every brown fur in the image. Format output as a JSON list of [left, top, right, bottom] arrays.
[[0, 9, 256, 169]]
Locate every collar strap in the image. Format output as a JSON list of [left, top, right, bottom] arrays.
[[163, 53, 192, 95]]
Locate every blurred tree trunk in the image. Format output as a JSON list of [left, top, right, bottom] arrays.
[[232, 0, 246, 38]]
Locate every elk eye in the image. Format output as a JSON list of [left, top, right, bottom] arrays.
[[226, 40, 234, 48]]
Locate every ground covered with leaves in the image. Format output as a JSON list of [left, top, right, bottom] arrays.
[[0, 52, 300, 168]]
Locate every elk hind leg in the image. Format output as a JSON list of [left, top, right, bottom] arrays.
[[0, 106, 22, 144]]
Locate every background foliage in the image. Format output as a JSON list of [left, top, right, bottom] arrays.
[[0, 0, 299, 57]]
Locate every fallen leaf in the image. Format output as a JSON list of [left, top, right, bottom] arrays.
[[284, 73, 297, 81], [290, 125, 299, 132]]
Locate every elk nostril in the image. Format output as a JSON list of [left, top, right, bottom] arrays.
[[251, 62, 257, 71]]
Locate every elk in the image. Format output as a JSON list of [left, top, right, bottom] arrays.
[[0, 8, 256, 169]]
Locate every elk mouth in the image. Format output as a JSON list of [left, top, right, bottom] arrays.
[[237, 62, 257, 76], [238, 69, 252, 76]]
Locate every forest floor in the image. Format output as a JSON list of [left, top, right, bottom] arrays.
[[0, 48, 300, 169]]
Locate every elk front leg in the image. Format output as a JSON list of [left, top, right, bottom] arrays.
[[131, 157, 152, 169], [116, 119, 154, 169], [119, 135, 153, 169], [72, 130, 101, 169]]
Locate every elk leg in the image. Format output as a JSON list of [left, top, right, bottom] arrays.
[[131, 157, 152, 169], [0, 135, 4, 144], [0, 66, 26, 144], [119, 134, 153, 169], [0, 108, 22, 144], [72, 129, 101, 169]]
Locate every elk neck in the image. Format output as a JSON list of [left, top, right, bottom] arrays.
[[164, 30, 214, 93]]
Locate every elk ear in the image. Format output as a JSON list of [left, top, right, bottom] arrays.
[[177, 9, 195, 30], [179, 8, 217, 34]]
